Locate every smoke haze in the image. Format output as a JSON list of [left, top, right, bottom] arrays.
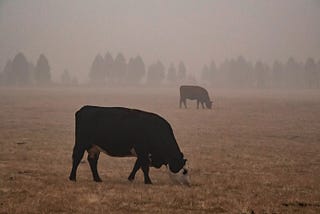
[[0, 0, 320, 81]]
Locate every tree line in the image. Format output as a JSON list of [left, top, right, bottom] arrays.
[[88, 52, 187, 86], [201, 56, 320, 89], [1, 52, 319, 89], [1, 52, 52, 86], [0, 52, 78, 86]]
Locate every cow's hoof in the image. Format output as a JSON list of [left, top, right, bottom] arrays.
[[128, 176, 135, 181], [94, 178, 102, 182], [69, 176, 76, 182], [144, 181, 152, 184]]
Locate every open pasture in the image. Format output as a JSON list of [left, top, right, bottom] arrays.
[[0, 87, 319, 213]]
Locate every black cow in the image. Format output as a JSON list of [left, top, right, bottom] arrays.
[[180, 85, 213, 109], [69, 106, 190, 185]]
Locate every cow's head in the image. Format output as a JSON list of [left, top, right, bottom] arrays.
[[167, 156, 191, 186], [205, 101, 213, 109]]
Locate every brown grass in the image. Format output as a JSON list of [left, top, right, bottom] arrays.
[[0, 87, 319, 213]]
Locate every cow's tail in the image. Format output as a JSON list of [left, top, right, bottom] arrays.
[[69, 109, 85, 181], [72, 110, 86, 160]]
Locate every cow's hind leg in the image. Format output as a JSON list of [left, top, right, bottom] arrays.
[[128, 158, 140, 181], [69, 145, 85, 181], [87, 146, 102, 182]]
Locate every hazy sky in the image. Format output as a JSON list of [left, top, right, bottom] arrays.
[[0, 0, 319, 81]]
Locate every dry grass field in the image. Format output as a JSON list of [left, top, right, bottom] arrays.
[[0, 87, 319, 213]]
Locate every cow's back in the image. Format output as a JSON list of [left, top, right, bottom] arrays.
[[75, 106, 180, 158], [180, 85, 209, 101], [76, 106, 154, 144]]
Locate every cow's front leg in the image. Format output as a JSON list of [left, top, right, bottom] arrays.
[[183, 99, 187, 108], [201, 102, 205, 109], [132, 157, 152, 184], [135, 148, 152, 184], [141, 163, 152, 184], [87, 146, 102, 182], [140, 158, 153, 184], [128, 158, 140, 181]]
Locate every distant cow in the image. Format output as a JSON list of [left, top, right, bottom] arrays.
[[69, 106, 190, 185], [180, 85, 213, 109]]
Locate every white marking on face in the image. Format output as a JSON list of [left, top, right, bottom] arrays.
[[167, 167, 191, 186]]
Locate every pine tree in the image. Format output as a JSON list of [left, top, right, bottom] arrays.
[[89, 54, 106, 85], [35, 54, 51, 85], [177, 61, 187, 82], [11, 52, 31, 85], [167, 63, 177, 84]]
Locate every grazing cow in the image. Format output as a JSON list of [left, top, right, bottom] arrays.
[[180, 85, 213, 109], [69, 106, 190, 185]]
